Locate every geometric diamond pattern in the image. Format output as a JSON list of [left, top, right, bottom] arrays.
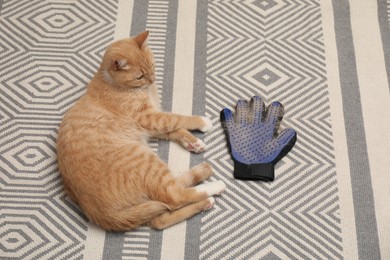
[[201, 0, 342, 259], [0, 1, 118, 258], [30, 76, 62, 94], [253, 68, 281, 86], [253, 0, 278, 11], [2, 0, 386, 259], [12, 145, 50, 168], [249, 0, 286, 18]]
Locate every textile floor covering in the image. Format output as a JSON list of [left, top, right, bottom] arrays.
[[0, 0, 389, 259]]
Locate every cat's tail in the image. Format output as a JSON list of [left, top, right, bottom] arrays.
[[97, 201, 169, 231]]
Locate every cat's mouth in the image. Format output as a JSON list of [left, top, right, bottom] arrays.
[[134, 84, 148, 89], [128, 85, 148, 94]]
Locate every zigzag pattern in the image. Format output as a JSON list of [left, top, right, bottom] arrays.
[[201, 0, 342, 259], [0, 0, 117, 258]]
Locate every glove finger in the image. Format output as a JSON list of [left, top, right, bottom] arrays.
[[265, 101, 284, 133], [220, 108, 235, 130], [269, 128, 296, 165], [236, 99, 249, 125], [276, 128, 297, 148], [249, 96, 265, 125]]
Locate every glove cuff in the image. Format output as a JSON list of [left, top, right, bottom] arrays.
[[233, 159, 274, 181]]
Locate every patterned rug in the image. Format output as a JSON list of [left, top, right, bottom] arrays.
[[1, 0, 389, 259]]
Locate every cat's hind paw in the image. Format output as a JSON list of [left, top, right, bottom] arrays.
[[195, 180, 226, 196], [184, 139, 206, 153], [203, 197, 215, 211]]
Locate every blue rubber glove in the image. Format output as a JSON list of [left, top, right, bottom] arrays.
[[220, 96, 297, 181]]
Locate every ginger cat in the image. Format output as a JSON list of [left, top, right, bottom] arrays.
[[56, 31, 226, 231]]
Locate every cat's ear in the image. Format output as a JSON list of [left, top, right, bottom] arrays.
[[112, 59, 128, 71], [134, 31, 149, 49]]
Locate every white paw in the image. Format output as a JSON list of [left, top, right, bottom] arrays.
[[195, 180, 226, 196], [204, 197, 215, 211], [200, 117, 213, 132], [184, 139, 206, 153]]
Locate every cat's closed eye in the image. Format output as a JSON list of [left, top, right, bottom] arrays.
[[137, 74, 144, 80]]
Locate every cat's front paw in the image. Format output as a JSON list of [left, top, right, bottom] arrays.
[[184, 139, 206, 153], [200, 117, 213, 132]]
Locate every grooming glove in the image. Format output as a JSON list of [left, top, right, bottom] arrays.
[[220, 96, 297, 181]]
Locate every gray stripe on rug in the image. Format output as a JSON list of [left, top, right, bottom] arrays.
[[332, 0, 381, 259], [130, 0, 148, 36], [184, 0, 210, 259], [157, 0, 178, 114], [102, 231, 123, 260]]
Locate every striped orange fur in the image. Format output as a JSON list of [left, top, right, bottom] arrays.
[[57, 31, 225, 231]]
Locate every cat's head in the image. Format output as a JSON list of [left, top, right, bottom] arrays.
[[101, 31, 155, 89]]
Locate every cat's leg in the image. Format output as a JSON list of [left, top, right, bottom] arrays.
[[165, 180, 226, 210], [145, 157, 224, 210], [152, 129, 206, 153], [176, 163, 213, 187], [137, 112, 212, 133], [149, 181, 226, 229], [149, 197, 215, 230]]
